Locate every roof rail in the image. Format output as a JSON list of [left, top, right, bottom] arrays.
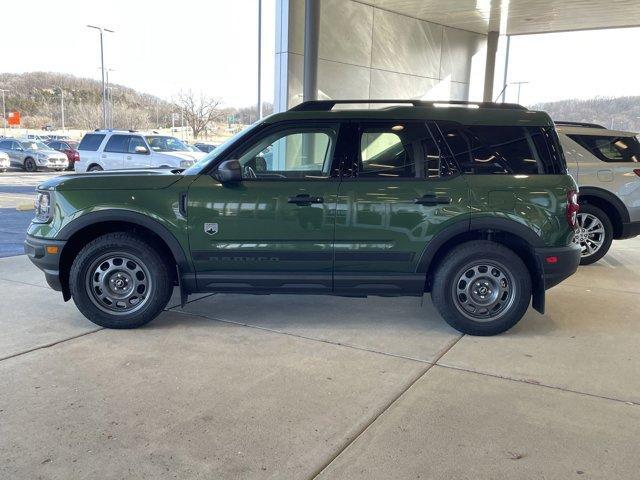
[[554, 121, 606, 129], [289, 99, 528, 112]]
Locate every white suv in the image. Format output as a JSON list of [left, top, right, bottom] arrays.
[[75, 130, 206, 173], [557, 122, 640, 264]]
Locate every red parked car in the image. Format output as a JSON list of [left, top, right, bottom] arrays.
[[46, 140, 80, 171]]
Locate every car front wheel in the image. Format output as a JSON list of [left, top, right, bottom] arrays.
[[431, 241, 532, 336], [69, 232, 173, 328], [573, 204, 613, 265], [24, 158, 38, 172]]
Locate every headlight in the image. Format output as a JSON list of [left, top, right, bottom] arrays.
[[180, 160, 194, 168], [33, 191, 52, 223]]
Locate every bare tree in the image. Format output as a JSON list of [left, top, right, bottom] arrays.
[[174, 90, 223, 139]]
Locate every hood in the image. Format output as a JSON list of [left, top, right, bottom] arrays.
[[157, 150, 207, 161], [28, 148, 63, 156], [38, 169, 183, 191]]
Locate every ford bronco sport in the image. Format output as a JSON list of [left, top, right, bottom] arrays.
[[25, 100, 581, 336]]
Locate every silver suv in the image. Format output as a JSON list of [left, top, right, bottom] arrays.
[[557, 122, 640, 264], [0, 138, 68, 172]]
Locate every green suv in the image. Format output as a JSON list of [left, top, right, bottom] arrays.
[[25, 100, 581, 336]]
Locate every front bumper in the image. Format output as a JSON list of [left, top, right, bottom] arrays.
[[24, 235, 66, 292], [39, 157, 69, 170], [535, 243, 581, 290]]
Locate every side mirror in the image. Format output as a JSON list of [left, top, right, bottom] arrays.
[[214, 159, 242, 183], [134, 145, 149, 154]]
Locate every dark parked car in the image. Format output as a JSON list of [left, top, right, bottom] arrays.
[[194, 142, 217, 153], [46, 140, 80, 171]]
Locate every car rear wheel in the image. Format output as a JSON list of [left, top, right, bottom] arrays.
[[431, 241, 532, 336], [69, 232, 173, 329], [24, 157, 37, 172], [88, 165, 103, 172], [573, 204, 613, 266]]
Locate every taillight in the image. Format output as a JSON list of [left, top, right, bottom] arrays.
[[73, 151, 80, 161], [633, 169, 640, 177], [566, 190, 579, 230]]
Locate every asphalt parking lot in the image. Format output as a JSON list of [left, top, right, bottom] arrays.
[[1, 168, 639, 478]]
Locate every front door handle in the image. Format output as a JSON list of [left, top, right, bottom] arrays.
[[288, 194, 324, 206], [414, 194, 452, 206]]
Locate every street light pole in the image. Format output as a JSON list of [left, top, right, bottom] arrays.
[[56, 87, 65, 130], [257, 0, 262, 120], [87, 25, 114, 129], [0, 89, 8, 135]]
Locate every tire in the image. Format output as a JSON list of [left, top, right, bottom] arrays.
[[24, 157, 38, 172], [431, 241, 532, 336], [69, 232, 173, 329], [574, 204, 613, 266], [88, 164, 103, 172]]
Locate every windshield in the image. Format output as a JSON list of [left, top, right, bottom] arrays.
[[145, 136, 189, 152], [183, 123, 261, 175], [21, 141, 49, 150]]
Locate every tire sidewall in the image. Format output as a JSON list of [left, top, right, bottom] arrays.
[[432, 241, 532, 336], [577, 204, 613, 266], [24, 158, 37, 172], [69, 234, 172, 328]]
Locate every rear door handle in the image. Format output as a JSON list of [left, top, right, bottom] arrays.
[[414, 194, 452, 206], [288, 194, 324, 206]]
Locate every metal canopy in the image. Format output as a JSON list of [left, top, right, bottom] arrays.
[[359, 0, 640, 35]]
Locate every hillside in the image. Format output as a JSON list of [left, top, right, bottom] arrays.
[[532, 96, 640, 132], [0, 72, 175, 130]]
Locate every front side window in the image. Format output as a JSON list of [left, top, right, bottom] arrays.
[[237, 127, 337, 180], [568, 134, 640, 163], [128, 136, 147, 154]]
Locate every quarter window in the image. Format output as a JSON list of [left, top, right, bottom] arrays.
[[436, 122, 563, 175], [78, 133, 106, 151], [568, 134, 640, 163], [237, 127, 337, 180]]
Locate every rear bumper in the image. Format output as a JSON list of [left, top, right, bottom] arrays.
[[24, 235, 66, 292], [619, 221, 640, 240], [535, 243, 581, 290]]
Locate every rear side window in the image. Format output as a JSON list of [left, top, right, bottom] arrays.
[[104, 135, 130, 153], [78, 134, 106, 151], [436, 122, 565, 174], [0, 140, 11, 149], [568, 134, 640, 163], [358, 122, 457, 179]]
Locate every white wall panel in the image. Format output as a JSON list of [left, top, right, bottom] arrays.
[[371, 9, 442, 78], [320, 0, 373, 67]]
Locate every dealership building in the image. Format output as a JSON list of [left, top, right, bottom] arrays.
[[273, 0, 640, 111]]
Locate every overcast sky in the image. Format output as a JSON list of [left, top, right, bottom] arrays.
[[505, 27, 640, 105], [2, 0, 275, 107], [2, 1, 639, 107]]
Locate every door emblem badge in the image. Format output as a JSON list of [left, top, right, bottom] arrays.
[[204, 223, 219, 235]]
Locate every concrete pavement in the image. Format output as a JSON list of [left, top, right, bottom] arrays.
[[0, 238, 639, 479]]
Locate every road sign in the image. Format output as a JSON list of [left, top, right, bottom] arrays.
[[7, 111, 20, 126]]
